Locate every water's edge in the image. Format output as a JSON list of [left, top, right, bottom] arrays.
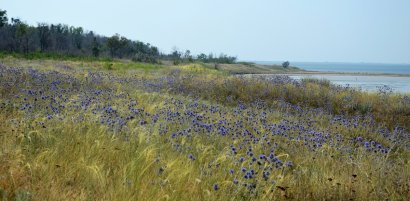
[[245, 74, 410, 93]]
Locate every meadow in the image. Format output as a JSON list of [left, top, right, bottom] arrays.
[[0, 57, 409, 201]]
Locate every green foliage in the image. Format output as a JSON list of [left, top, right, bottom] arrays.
[[106, 34, 122, 58], [103, 62, 114, 70], [353, 102, 373, 115], [0, 51, 112, 62], [196, 52, 237, 64], [282, 61, 290, 68], [0, 9, 7, 27], [0, 11, 236, 65], [37, 23, 51, 52], [71, 26, 83, 49], [0, 15, 160, 63], [301, 78, 331, 87], [0, 188, 6, 201], [14, 191, 31, 201], [92, 37, 100, 57], [184, 50, 193, 62], [171, 48, 182, 65]]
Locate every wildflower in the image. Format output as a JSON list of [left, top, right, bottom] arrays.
[[364, 141, 370, 148], [239, 157, 244, 162], [233, 178, 239, 185], [285, 161, 293, 167], [188, 154, 196, 161]]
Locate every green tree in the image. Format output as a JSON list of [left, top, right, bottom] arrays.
[[38, 23, 51, 52], [282, 61, 290, 68], [71, 26, 84, 50], [92, 37, 100, 57], [14, 19, 30, 54], [184, 50, 193, 62], [118, 36, 130, 58], [197, 53, 207, 62], [107, 34, 121, 58], [0, 11, 161, 61], [171, 47, 182, 65], [0, 9, 7, 27], [51, 24, 70, 52]]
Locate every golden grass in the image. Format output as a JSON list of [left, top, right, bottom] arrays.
[[0, 58, 409, 200]]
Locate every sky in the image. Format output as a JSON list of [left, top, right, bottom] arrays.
[[2, 0, 410, 63]]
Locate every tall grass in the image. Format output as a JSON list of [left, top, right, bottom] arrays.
[[165, 73, 409, 130], [0, 58, 409, 200]]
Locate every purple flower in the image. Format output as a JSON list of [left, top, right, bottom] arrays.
[[285, 161, 293, 167], [239, 157, 244, 162], [364, 141, 370, 148], [229, 169, 234, 174], [241, 167, 246, 172], [233, 178, 239, 184]]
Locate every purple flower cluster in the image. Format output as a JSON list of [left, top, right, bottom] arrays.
[[1, 65, 409, 194]]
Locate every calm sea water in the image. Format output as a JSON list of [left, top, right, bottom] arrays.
[[254, 61, 410, 74], [251, 61, 410, 93], [288, 74, 410, 93]]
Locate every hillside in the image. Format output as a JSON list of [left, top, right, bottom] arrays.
[[0, 57, 409, 200], [217, 62, 303, 74]]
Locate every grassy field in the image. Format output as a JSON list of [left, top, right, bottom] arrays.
[[216, 62, 303, 74], [0, 57, 409, 201]]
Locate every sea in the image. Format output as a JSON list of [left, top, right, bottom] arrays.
[[254, 61, 410, 74], [253, 61, 410, 93]]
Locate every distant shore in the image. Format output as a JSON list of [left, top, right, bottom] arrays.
[[277, 70, 410, 77], [219, 62, 410, 77]]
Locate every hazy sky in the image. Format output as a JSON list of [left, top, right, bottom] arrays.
[[2, 0, 410, 63]]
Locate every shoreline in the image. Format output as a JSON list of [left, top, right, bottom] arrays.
[[256, 68, 410, 77]]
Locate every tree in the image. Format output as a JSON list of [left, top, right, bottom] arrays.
[[106, 34, 130, 58], [38, 23, 51, 52], [0, 9, 7, 27], [91, 37, 100, 57], [184, 50, 193, 62], [282, 61, 290, 68], [71, 26, 84, 50], [171, 47, 182, 65], [118, 36, 130, 58], [107, 34, 121, 58], [197, 53, 207, 62], [0, 11, 180, 63], [51, 24, 70, 52], [14, 19, 30, 54], [208, 53, 214, 62]]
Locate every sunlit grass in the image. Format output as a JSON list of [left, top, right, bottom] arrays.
[[0, 58, 409, 200]]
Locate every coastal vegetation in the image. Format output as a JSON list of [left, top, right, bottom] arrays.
[[1, 8, 409, 201], [0, 57, 409, 200], [0, 9, 236, 64]]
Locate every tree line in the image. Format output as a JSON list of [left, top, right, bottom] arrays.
[[0, 9, 237, 64]]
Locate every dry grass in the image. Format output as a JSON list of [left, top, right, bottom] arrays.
[[0, 58, 409, 200]]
